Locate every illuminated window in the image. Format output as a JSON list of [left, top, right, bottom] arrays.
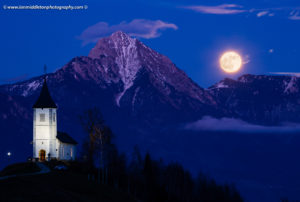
[[40, 114, 45, 122]]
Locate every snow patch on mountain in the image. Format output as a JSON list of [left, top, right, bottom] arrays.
[[283, 76, 298, 93], [216, 81, 229, 88], [132, 87, 140, 107], [27, 80, 40, 89], [208, 80, 231, 90], [72, 61, 87, 80], [112, 32, 141, 106], [238, 75, 250, 83], [22, 80, 41, 96], [284, 76, 298, 94]]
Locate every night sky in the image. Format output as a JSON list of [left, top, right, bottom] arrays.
[[1, 0, 300, 87]]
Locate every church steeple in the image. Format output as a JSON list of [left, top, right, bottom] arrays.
[[33, 76, 57, 109], [33, 67, 58, 160], [32, 65, 76, 161]]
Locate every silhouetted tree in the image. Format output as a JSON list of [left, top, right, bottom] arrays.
[[163, 163, 194, 202], [143, 153, 155, 201], [106, 145, 127, 188], [79, 109, 243, 202], [80, 107, 113, 183], [80, 107, 104, 166], [128, 145, 144, 196]]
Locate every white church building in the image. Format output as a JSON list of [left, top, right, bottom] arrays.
[[32, 78, 77, 161]]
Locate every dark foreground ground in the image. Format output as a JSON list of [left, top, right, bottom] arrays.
[[0, 171, 135, 202]]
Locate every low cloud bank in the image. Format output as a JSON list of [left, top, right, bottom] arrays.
[[185, 116, 300, 133]]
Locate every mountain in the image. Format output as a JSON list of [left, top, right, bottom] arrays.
[[208, 74, 300, 124], [1, 31, 218, 126]]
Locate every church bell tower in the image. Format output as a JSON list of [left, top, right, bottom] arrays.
[[33, 77, 58, 161]]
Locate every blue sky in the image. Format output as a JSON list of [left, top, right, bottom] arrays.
[[1, 0, 300, 87]]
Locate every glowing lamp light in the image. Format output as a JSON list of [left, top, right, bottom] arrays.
[[7, 152, 11, 157]]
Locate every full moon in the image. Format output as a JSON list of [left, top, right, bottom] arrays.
[[219, 51, 242, 73]]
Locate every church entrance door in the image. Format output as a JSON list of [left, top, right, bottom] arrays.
[[39, 150, 46, 161]]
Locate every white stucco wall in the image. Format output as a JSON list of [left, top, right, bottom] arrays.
[[33, 108, 57, 158], [57, 141, 76, 161]]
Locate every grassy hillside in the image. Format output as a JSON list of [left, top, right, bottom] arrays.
[[0, 162, 40, 177], [0, 171, 136, 202]]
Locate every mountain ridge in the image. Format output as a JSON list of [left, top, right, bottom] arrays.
[[2, 32, 300, 126]]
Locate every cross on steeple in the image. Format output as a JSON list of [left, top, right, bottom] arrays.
[[44, 64, 47, 75]]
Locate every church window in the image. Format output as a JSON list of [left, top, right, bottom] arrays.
[[53, 113, 56, 122], [40, 114, 45, 122], [49, 110, 52, 122]]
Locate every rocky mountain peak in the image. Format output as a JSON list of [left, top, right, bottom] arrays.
[[88, 31, 137, 59], [88, 31, 141, 105], [86, 31, 214, 106]]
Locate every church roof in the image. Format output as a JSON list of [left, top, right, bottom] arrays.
[[33, 79, 57, 108], [57, 131, 78, 145]]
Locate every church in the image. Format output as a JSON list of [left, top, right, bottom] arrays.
[[32, 78, 77, 161]]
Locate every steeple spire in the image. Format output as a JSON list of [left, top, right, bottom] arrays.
[[33, 66, 57, 109], [43, 64, 47, 82]]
